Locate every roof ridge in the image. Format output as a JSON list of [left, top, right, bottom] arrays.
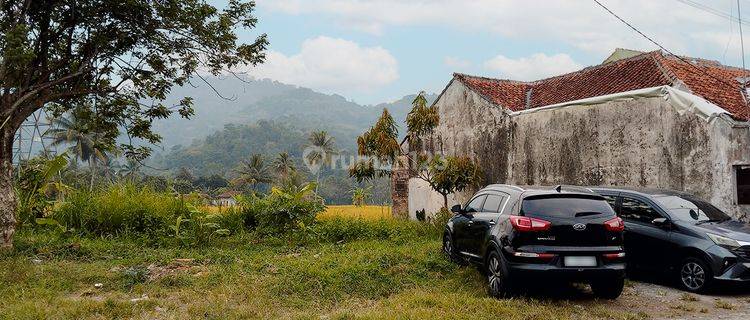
[[453, 73, 527, 84], [526, 50, 662, 85]]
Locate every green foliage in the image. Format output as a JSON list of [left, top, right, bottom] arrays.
[[47, 110, 111, 165], [306, 131, 337, 166], [48, 183, 242, 245], [15, 154, 71, 225], [160, 121, 307, 176], [233, 154, 273, 192], [52, 183, 189, 236], [430, 207, 453, 228], [271, 152, 296, 181], [240, 183, 325, 235], [350, 186, 373, 207], [183, 205, 235, 245], [121, 266, 149, 289], [420, 156, 484, 208], [406, 91, 440, 148], [356, 108, 401, 161], [312, 217, 440, 243], [1, 0, 268, 161]]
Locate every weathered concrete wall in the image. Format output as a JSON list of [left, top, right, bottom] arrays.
[[708, 118, 750, 220], [405, 79, 512, 218], [403, 80, 750, 220]]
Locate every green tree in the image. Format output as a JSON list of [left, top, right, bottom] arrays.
[[350, 186, 372, 207], [350, 92, 482, 209], [417, 156, 483, 209], [272, 152, 296, 182], [306, 131, 336, 190], [118, 159, 141, 181], [46, 111, 110, 190], [233, 154, 272, 192], [0, 0, 268, 248]]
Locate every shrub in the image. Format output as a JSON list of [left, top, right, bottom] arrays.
[[14, 154, 70, 225], [52, 183, 189, 236], [429, 208, 452, 228], [241, 183, 325, 235]]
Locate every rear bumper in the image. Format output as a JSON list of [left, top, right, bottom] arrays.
[[503, 245, 625, 281], [507, 262, 626, 281]]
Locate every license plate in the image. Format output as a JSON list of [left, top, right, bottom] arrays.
[[563, 256, 597, 267]]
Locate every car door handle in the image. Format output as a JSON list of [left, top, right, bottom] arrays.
[[489, 221, 496, 226]]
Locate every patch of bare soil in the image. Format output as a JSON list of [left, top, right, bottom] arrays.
[[517, 278, 750, 319]]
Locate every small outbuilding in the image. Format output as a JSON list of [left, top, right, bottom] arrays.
[[212, 190, 241, 207], [395, 49, 750, 221]]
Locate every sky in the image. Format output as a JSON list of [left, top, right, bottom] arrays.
[[211, 0, 750, 105]]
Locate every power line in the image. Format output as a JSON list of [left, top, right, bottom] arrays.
[[739, 0, 746, 71], [722, 0, 735, 63], [740, 0, 748, 94], [676, 0, 750, 27], [592, 0, 744, 92]]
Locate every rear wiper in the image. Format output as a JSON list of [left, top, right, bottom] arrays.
[[574, 211, 601, 217]]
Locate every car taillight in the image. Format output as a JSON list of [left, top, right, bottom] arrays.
[[603, 252, 626, 260], [604, 217, 624, 232], [513, 252, 555, 260], [509, 215, 551, 232]]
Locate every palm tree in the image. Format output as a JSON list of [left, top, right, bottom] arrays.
[[233, 154, 273, 192], [118, 159, 141, 181], [306, 131, 336, 191], [46, 112, 107, 190], [272, 152, 296, 182]]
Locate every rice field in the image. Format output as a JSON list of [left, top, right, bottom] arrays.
[[318, 205, 393, 220], [198, 204, 393, 220]]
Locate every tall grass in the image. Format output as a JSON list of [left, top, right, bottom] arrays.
[[52, 183, 190, 236]]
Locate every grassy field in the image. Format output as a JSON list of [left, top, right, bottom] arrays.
[[318, 205, 392, 220], [0, 216, 648, 320], [198, 205, 393, 221]]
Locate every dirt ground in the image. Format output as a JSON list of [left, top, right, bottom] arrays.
[[532, 276, 750, 319]]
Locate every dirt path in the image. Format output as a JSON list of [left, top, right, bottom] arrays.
[[618, 281, 750, 320], [539, 279, 750, 319]]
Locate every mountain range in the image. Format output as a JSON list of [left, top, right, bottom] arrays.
[[148, 76, 437, 176]]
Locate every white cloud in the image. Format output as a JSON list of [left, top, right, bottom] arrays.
[[247, 36, 398, 93], [443, 56, 471, 70], [484, 53, 582, 81], [259, 0, 743, 57]]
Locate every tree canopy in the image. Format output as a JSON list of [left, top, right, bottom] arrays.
[[349, 92, 483, 209], [0, 0, 268, 248]]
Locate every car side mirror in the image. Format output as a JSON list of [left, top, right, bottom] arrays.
[[652, 217, 669, 227], [450, 204, 463, 214]]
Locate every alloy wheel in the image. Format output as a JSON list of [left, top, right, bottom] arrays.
[[680, 261, 706, 291], [443, 236, 452, 256], [488, 255, 503, 293]]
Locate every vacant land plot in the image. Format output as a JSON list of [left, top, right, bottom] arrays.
[[1, 219, 748, 319]]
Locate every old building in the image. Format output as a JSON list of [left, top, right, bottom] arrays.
[[395, 49, 750, 221]]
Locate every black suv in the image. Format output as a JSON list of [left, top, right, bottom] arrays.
[[592, 187, 750, 293], [443, 184, 626, 299]]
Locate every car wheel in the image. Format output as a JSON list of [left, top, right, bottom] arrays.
[[590, 277, 625, 299], [442, 232, 466, 265], [678, 257, 712, 293], [486, 251, 512, 298]]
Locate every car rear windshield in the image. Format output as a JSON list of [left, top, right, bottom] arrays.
[[521, 195, 615, 219]]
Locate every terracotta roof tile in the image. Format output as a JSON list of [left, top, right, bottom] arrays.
[[454, 51, 750, 120]]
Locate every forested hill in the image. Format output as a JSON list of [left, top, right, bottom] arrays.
[[149, 76, 436, 178], [152, 76, 437, 149]]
